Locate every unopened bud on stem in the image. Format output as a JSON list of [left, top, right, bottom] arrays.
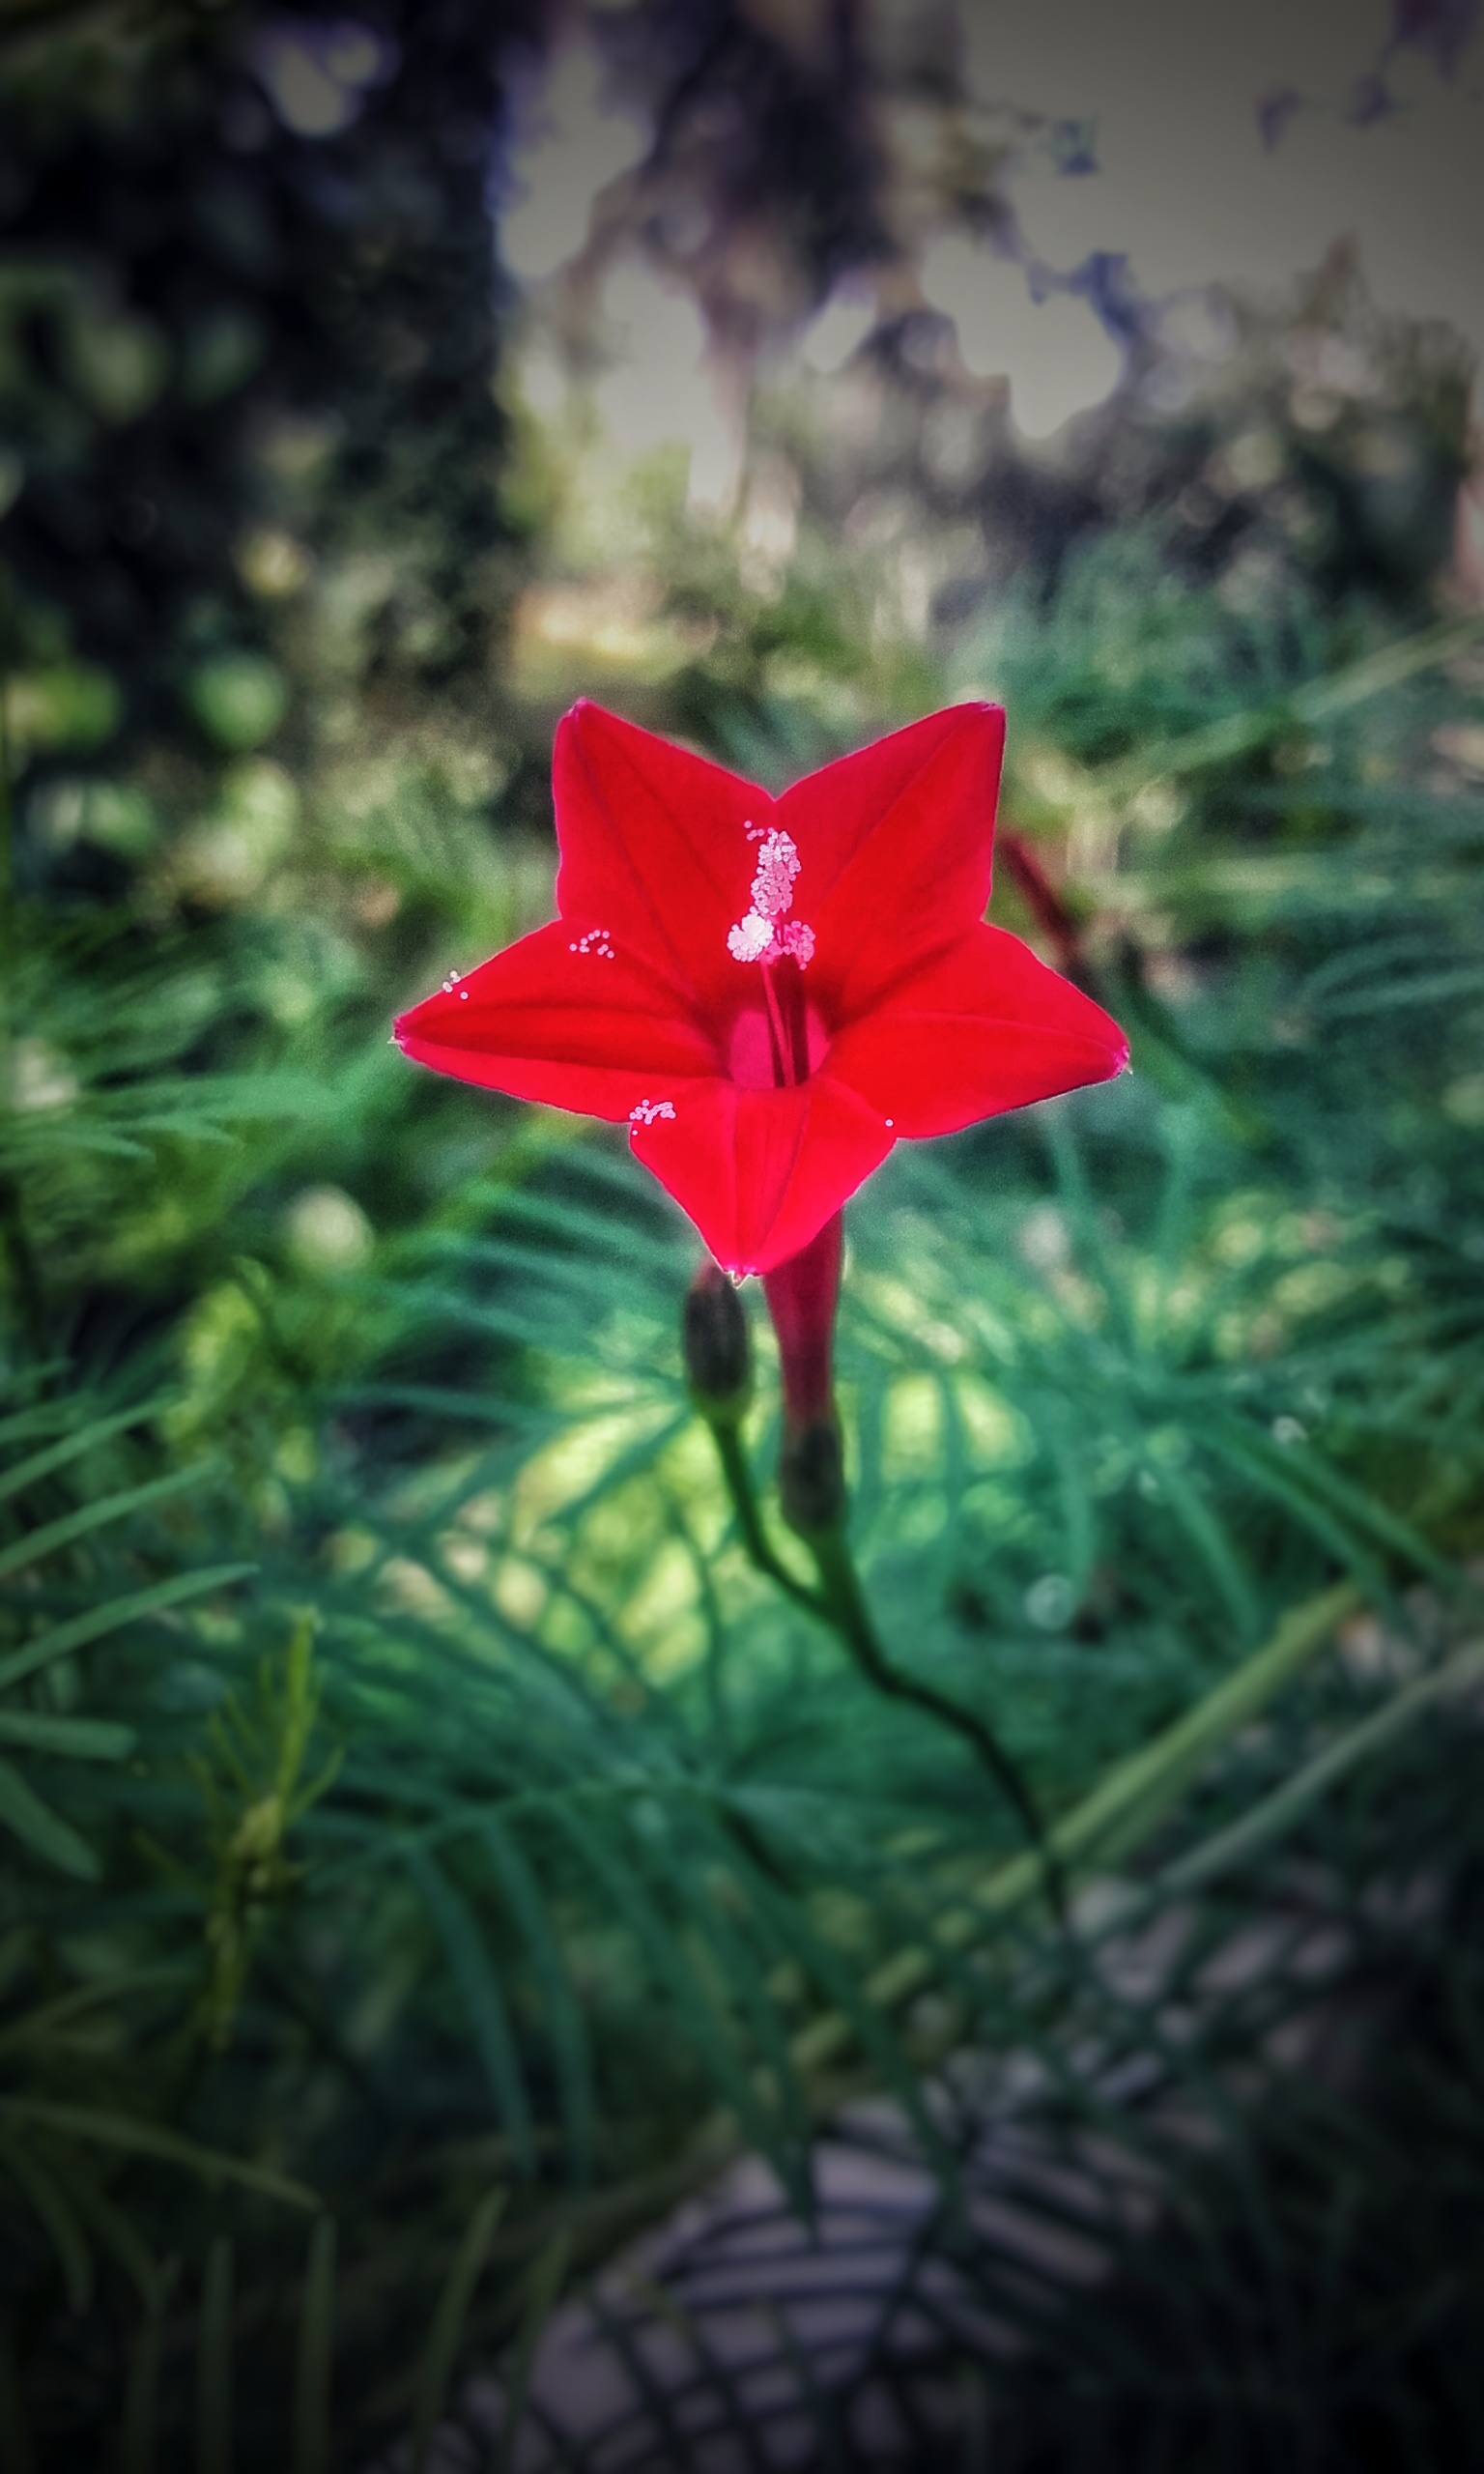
[[684, 1259, 752, 1421]]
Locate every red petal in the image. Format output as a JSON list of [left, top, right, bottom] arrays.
[[394, 921, 718, 1120], [780, 703, 1005, 1017], [553, 702, 772, 1015], [627, 1074, 894, 1277], [824, 923, 1128, 1137]]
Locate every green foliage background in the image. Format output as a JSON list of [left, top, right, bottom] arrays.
[[2, 5, 1483, 2466]]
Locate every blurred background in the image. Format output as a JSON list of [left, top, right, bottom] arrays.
[[3, 2, 1484, 2465]]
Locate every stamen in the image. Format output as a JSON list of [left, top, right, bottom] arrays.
[[727, 823, 814, 970], [749, 828, 800, 921], [727, 914, 776, 963]]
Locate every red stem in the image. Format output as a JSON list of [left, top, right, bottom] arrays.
[[762, 1211, 842, 1430]]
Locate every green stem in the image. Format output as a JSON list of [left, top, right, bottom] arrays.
[[807, 1526, 1065, 1923], [705, 1417, 829, 1615], [700, 1412, 1064, 1920]]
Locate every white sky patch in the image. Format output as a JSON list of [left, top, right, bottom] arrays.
[[800, 283, 878, 375], [255, 19, 396, 138], [516, 343, 568, 418], [500, 38, 650, 284], [921, 236, 1124, 436], [594, 262, 742, 509], [964, 0, 1484, 404], [497, 1, 1482, 480]]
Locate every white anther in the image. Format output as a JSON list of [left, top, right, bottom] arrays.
[[728, 914, 776, 963], [629, 1099, 675, 1126], [727, 824, 813, 968], [749, 828, 800, 922]]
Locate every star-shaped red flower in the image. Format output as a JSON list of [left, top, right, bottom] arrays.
[[394, 700, 1127, 1276]]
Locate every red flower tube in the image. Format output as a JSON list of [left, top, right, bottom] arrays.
[[394, 698, 1127, 1282], [762, 1209, 847, 1532]]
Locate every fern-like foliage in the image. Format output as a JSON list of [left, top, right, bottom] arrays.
[[2, 15, 1482, 2452]]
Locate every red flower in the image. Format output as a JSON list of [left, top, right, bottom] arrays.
[[394, 701, 1127, 1277]]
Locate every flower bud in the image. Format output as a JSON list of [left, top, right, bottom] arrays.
[[683, 1259, 752, 1421]]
